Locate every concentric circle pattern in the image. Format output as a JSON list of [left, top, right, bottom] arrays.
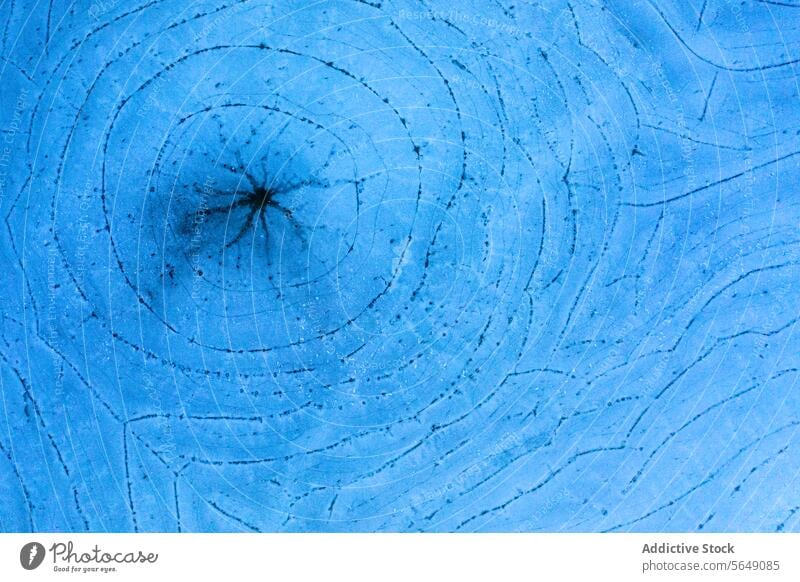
[[2, 0, 800, 532]]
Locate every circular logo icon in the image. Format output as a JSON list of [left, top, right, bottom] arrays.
[[20, 542, 46, 570]]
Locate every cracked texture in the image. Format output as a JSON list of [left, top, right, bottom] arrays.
[[1, 0, 800, 532]]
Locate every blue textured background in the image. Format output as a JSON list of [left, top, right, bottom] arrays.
[[1, 0, 799, 532]]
